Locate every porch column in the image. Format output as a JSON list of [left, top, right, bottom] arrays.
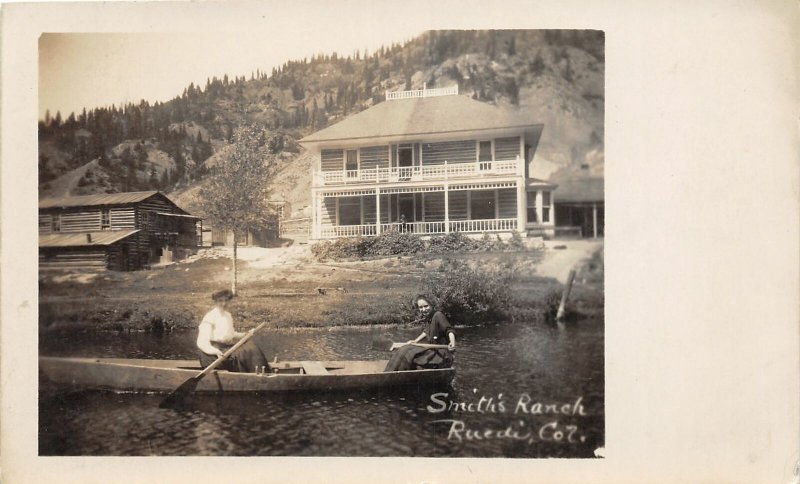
[[517, 182, 527, 233], [311, 190, 318, 239], [535, 190, 543, 226], [375, 189, 381, 235], [444, 184, 450, 233], [592, 203, 598, 238]]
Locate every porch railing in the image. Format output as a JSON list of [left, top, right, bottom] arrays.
[[316, 157, 522, 186], [318, 219, 518, 239], [318, 224, 377, 238]]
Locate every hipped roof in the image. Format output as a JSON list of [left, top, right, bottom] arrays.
[[39, 229, 140, 248], [300, 95, 542, 144], [553, 178, 604, 203]]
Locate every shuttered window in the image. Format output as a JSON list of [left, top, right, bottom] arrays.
[[495, 136, 521, 160], [321, 149, 344, 172]]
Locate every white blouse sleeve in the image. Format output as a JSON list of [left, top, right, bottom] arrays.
[[196, 319, 217, 355]]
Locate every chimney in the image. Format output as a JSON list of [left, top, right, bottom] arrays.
[[86, 234, 92, 243]]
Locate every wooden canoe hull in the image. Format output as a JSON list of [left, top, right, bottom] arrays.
[[39, 357, 455, 393]]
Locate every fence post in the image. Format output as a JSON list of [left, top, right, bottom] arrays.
[[556, 269, 577, 322]]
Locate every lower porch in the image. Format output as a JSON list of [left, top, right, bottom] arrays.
[[315, 185, 535, 239]]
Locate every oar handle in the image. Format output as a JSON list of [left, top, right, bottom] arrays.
[[197, 321, 268, 378], [391, 342, 450, 351]]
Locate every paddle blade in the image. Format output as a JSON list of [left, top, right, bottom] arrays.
[[159, 376, 200, 409]]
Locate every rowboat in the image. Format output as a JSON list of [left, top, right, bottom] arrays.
[[39, 356, 455, 393]]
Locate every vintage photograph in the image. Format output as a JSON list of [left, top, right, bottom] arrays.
[[37, 29, 605, 457]]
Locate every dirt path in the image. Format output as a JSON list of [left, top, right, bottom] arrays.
[[536, 239, 604, 283]]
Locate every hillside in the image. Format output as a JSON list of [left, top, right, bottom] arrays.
[[39, 30, 604, 206]]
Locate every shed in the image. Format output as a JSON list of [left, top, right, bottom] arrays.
[[553, 178, 604, 238]]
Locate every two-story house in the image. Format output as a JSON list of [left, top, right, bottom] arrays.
[[299, 86, 556, 240], [39, 190, 201, 271]]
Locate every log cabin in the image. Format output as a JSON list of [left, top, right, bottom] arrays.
[[299, 85, 556, 240], [39, 191, 201, 271]]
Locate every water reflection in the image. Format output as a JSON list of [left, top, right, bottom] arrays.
[[40, 321, 604, 457]]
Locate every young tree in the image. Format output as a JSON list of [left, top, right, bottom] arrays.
[[198, 124, 279, 294]]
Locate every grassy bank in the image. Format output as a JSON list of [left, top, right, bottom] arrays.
[[39, 245, 603, 333]]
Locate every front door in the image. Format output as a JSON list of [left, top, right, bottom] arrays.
[[398, 147, 413, 180]]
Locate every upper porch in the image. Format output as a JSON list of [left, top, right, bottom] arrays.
[[314, 155, 524, 186]]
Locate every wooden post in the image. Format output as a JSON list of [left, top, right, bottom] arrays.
[[231, 232, 238, 295], [556, 269, 576, 322]]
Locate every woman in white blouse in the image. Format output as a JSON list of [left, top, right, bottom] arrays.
[[196, 289, 268, 372]]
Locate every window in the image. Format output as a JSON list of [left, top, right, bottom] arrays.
[[527, 192, 538, 223], [345, 150, 358, 171], [338, 197, 361, 226], [52, 213, 61, 232], [542, 191, 551, 223], [101, 209, 110, 230], [478, 141, 492, 161], [470, 190, 496, 220]]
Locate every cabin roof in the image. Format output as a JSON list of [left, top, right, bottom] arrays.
[[39, 190, 193, 216], [39, 191, 161, 209], [553, 177, 604, 203], [300, 95, 542, 144], [39, 229, 140, 248]]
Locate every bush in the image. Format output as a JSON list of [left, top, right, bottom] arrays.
[[368, 229, 425, 256], [506, 232, 526, 251], [424, 259, 517, 325], [312, 230, 533, 261], [427, 231, 475, 253]]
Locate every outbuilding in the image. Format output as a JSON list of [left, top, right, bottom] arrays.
[[553, 177, 604, 238], [39, 190, 201, 271]]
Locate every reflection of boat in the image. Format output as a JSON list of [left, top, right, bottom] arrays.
[[39, 357, 455, 393]]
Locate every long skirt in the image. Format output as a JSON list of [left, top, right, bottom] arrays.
[[198, 340, 268, 373], [383, 345, 453, 372]]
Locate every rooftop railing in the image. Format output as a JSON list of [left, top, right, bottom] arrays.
[[385, 85, 459, 101]]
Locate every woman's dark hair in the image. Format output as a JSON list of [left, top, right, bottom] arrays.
[[412, 294, 434, 310], [212, 289, 235, 301]]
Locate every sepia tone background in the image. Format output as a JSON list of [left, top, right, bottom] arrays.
[[3, 0, 799, 483]]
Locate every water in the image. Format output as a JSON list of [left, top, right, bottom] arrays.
[[39, 321, 604, 457]]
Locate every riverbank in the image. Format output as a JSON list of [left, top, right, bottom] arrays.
[[39, 240, 603, 332]]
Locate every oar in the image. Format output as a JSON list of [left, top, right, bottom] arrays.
[[160, 321, 268, 409], [371, 337, 449, 352]]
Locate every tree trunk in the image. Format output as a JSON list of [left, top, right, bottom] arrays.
[[232, 231, 238, 295]]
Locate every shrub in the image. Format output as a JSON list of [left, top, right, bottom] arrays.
[[427, 231, 475, 253], [424, 259, 517, 325], [312, 230, 533, 261], [506, 232, 526, 251], [311, 236, 366, 260], [367, 229, 425, 256]]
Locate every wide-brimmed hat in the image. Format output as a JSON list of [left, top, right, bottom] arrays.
[[212, 289, 235, 301]]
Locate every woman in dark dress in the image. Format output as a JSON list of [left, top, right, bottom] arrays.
[[384, 295, 456, 372]]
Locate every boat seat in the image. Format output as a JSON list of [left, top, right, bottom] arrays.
[[300, 361, 329, 375]]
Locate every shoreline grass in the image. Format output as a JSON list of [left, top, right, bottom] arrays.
[[39, 246, 604, 334]]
